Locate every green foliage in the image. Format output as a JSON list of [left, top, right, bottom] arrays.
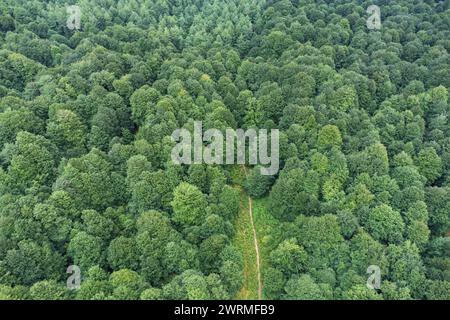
[[130, 169, 179, 214], [387, 241, 427, 299], [269, 167, 320, 220], [140, 287, 162, 300], [425, 187, 450, 236], [47, 109, 86, 157], [3, 240, 64, 286], [0, 15, 15, 32], [68, 231, 105, 271], [0, 0, 448, 301], [318, 125, 342, 151], [54, 149, 123, 211], [107, 236, 139, 271], [263, 267, 285, 299], [0, 109, 44, 149], [4, 131, 57, 191], [365, 204, 405, 244], [171, 182, 208, 227], [270, 238, 307, 276], [284, 274, 332, 300], [109, 269, 148, 300], [416, 147, 443, 184], [29, 280, 68, 300], [342, 284, 383, 300], [244, 166, 274, 198]]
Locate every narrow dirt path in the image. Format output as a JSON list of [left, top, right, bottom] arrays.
[[241, 166, 263, 300]]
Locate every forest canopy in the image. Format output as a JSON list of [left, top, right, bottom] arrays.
[[0, 0, 449, 300]]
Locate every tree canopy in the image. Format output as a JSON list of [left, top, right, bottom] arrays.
[[0, 0, 448, 301]]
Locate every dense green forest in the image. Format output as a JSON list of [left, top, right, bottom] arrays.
[[0, 0, 449, 300]]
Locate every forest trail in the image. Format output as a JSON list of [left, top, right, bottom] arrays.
[[234, 166, 263, 300], [242, 166, 263, 300]]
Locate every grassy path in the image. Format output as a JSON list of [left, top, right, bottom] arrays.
[[241, 166, 263, 300], [231, 166, 262, 300], [251, 197, 281, 299], [231, 166, 280, 300]]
